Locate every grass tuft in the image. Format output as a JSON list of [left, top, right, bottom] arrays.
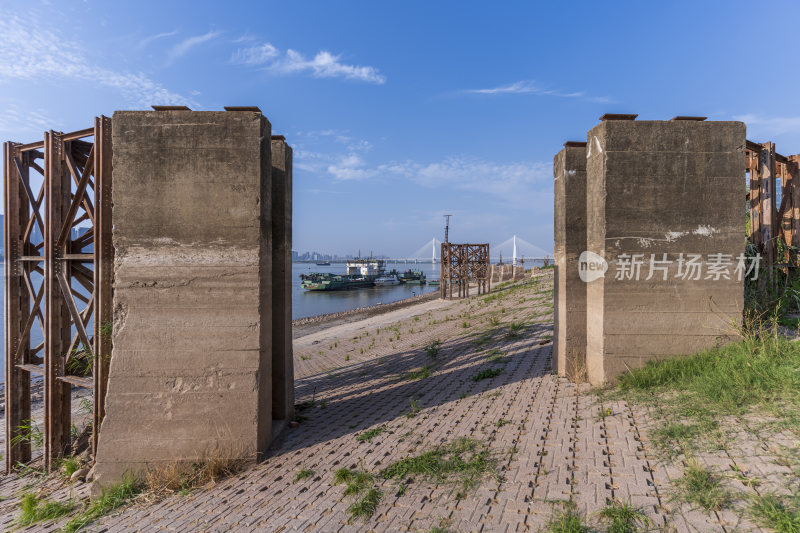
[[544, 500, 591, 533], [334, 467, 383, 522], [15, 492, 73, 527], [347, 487, 383, 521], [406, 398, 422, 418], [425, 340, 442, 358], [485, 348, 509, 363], [650, 422, 704, 458], [356, 426, 387, 443], [63, 475, 141, 532], [506, 322, 525, 339], [675, 461, 730, 511], [54, 455, 82, 478], [750, 494, 800, 533], [381, 438, 497, 494], [472, 368, 503, 382], [596, 500, 652, 533], [406, 365, 433, 381], [294, 468, 315, 482]]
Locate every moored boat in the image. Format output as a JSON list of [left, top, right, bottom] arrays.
[[397, 269, 427, 284], [300, 273, 374, 291], [374, 274, 400, 286], [300, 258, 388, 291]]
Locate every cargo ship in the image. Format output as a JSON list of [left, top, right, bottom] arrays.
[[300, 259, 387, 291], [397, 269, 427, 284]]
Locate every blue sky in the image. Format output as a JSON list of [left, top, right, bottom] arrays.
[[2, 1, 800, 258]]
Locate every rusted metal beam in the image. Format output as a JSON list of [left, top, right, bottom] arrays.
[[5, 141, 32, 472], [93, 115, 113, 456], [44, 130, 73, 468]]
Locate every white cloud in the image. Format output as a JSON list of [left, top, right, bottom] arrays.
[[231, 42, 279, 65], [137, 30, 178, 50], [463, 80, 610, 103], [0, 102, 61, 139], [324, 153, 552, 209], [734, 114, 800, 137], [299, 129, 373, 152], [327, 153, 379, 180], [295, 126, 551, 209], [0, 14, 194, 107], [405, 158, 551, 197], [232, 42, 386, 84], [167, 30, 221, 63]]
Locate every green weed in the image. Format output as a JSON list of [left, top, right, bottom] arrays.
[[381, 438, 498, 495], [334, 467, 383, 522], [57, 455, 81, 478], [294, 468, 315, 482], [10, 419, 43, 449], [15, 492, 73, 527], [544, 500, 591, 533], [357, 426, 387, 443], [675, 461, 730, 511], [595, 500, 652, 533], [472, 368, 503, 382], [486, 348, 509, 363], [406, 365, 433, 381], [407, 398, 422, 418], [425, 340, 442, 358], [62, 475, 141, 532], [750, 493, 800, 533], [506, 322, 525, 339], [650, 422, 702, 457]]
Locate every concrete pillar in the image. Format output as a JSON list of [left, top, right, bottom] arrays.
[[585, 117, 745, 385], [553, 142, 587, 379], [271, 136, 294, 425], [94, 109, 274, 487]]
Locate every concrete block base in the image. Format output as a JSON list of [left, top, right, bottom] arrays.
[[93, 110, 283, 488]]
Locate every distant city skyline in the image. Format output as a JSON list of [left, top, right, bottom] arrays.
[[3, 1, 800, 256]]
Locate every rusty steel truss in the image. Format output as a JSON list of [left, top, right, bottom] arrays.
[[440, 243, 490, 299], [4, 117, 113, 473], [746, 140, 800, 269]]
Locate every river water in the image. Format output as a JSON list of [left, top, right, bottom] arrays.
[[0, 262, 441, 381], [291, 261, 440, 319]]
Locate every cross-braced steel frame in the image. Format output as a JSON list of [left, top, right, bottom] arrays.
[[4, 117, 113, 473], [440, 243, 490, 299], [746, 140, 800, 270]]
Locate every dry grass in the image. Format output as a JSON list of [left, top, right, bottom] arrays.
[[143, 446, 249, 499]]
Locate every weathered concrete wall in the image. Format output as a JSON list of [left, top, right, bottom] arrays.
[[490, 264, 526, 283], [553, 142, 587, 379], [585, 119, 745, 385], [271, 136, 293, 424], [94, 110, 274, 486]]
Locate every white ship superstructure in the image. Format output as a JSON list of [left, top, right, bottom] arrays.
[[346, 259, 386, 278]]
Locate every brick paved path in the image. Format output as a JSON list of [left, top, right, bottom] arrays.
[[3, 273, 789, 532]]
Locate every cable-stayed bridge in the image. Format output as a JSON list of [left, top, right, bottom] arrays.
[[394, 236, 552, 265]]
